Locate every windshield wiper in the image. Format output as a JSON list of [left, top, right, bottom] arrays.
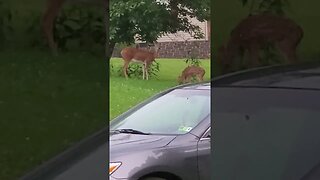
[[111, 129, 151, 135]]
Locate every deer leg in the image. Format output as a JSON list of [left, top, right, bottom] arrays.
[[186, 76, 191, 83], [123, 61, 129, 79], [145, 64, 149, 80], [196, 75, 201, 82], [199, 75, 204, 82], [42, 0, 65, 55], [142, 64, 145, 80]]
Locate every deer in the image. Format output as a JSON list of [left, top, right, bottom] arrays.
[[42, 0, 108, 55], [177, 65, 205, 84], [217, 13, 304, 74], [120, 42, 160, 80]]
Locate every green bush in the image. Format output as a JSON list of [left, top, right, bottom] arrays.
[[54, 7, 104, 52], [111, 61, 160, 79]]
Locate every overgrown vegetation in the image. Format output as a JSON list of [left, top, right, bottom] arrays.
[[53, 7, 104, 52], [2, 4, 104, 54]]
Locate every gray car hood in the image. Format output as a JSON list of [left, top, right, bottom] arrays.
[[110, 133, 176, 154]]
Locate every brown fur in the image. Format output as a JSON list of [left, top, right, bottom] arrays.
[[217, 13, 304, 73], [178, 65, 205, 84], [121, 44, 159, 80]]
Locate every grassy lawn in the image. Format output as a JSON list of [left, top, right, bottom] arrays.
[[0, 50, 107, 179], [110, 58, 212, 119]]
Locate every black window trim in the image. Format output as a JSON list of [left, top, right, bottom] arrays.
[[200, 127, 211, 141]]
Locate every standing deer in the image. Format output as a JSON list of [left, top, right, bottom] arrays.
[[178, 65, 205, 84], [120, 43, 160, 80], [42, 0, 108, 55], [217, 13, 304, 73]]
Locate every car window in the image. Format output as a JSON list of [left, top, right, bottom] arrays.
[[212, 87, 320, 180], [111, 89, 210, 135]]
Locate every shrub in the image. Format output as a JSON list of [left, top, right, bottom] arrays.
[[53, 7, 104, 52], [111, 61, 160, 79]]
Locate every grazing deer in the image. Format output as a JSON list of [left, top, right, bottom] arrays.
[[178, 65, 205, 84], [120, 43, 160, 80], [217, 13, 304, 73], [42, 0, 108, 55]]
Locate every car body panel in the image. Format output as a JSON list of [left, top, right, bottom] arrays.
[[110, 133, 201, 180], [211, 63, 320, 180], [197, 132, 211, 180], [110, 85, 211, 180]]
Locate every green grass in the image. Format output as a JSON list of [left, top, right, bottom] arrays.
[[0, 50, 107, 179], [109, 58, 212, 119]]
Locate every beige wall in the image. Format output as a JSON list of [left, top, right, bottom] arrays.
[[135, 17, 209, 43]]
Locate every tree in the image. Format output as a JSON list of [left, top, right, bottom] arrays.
[[107, 0, 210, 60]]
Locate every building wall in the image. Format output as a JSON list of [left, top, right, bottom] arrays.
[[157, 40, 210, 59], [156, 18, 209, 42], [113, 40, 210, 59]]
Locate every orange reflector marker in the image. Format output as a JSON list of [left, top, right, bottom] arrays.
[[109, 162, 122, 175]]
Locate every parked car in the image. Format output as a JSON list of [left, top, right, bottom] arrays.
[[212, 63, 320, 180], [110, 62, 320, 180], [109, 82, 211, 180]]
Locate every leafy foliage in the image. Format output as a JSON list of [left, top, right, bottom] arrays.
[[53, 7, 104, 51], [24, 7, 105, 53], [110, 0, 210, 45], [260, 43, 282, 65]]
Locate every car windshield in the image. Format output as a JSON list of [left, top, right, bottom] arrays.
[[110, 89, 210, 135], [212, 87, 320, 180]]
